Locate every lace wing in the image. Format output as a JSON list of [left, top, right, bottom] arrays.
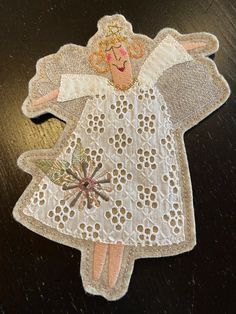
[[156, 58, 229, 129]]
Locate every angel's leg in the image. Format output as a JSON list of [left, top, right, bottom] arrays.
[[93, 241, 108, 281], [108, 243, 124, 288]]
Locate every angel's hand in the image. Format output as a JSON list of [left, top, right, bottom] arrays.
[[181, 41, 206, 51], [31, 89, 59, 109], [177, 32, 218, 56]]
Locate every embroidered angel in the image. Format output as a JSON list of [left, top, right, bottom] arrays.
[[13, 15, 230, 300]]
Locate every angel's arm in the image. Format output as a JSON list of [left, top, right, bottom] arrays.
[[138, 35, 193, 88], [139, 31, 220, 88], [30, 74, 109, 108], [139, 31, 229, 129], [155, 36, 230, 129], [22, 44, 112, 120]]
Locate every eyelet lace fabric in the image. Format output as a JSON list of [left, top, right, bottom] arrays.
[[23, 35, 193, 246], [24, 84, 185, 246]]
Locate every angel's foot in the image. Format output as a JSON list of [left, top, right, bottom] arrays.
[[108, 243, 124, 288], [93, 241, 108, 281]]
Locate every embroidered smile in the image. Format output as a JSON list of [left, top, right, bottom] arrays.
[[112, 60, 127, 72]]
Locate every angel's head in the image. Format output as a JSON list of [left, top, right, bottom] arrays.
[[88, 23, 144, 89]]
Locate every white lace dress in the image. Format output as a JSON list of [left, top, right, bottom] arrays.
[[24, 35, 193, 246]]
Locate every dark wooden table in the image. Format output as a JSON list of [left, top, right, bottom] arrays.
[[0, 1, 235, 313]]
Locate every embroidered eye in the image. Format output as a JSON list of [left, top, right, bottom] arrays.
[[119, 47, 127, 56], [106, 54, 112, 62]]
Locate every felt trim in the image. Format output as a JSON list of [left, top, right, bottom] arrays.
[[13, 14, 230, 300]]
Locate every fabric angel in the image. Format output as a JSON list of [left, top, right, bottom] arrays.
[[13, 15, 230, 300]]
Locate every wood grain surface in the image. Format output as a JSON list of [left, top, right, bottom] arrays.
[[0, 0, 235, 313]]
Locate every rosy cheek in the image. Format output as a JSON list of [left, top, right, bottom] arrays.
[[106, 54, 112, 62], [119, 47, 127, 56]]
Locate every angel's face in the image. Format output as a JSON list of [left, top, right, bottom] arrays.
[[105, 43, 132, 81]]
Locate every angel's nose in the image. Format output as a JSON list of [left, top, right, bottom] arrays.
[[112, 48, 121, 61], [114, 53, 121, 61]]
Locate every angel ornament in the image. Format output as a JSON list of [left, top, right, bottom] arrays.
[[13, 15, 230, 300]]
